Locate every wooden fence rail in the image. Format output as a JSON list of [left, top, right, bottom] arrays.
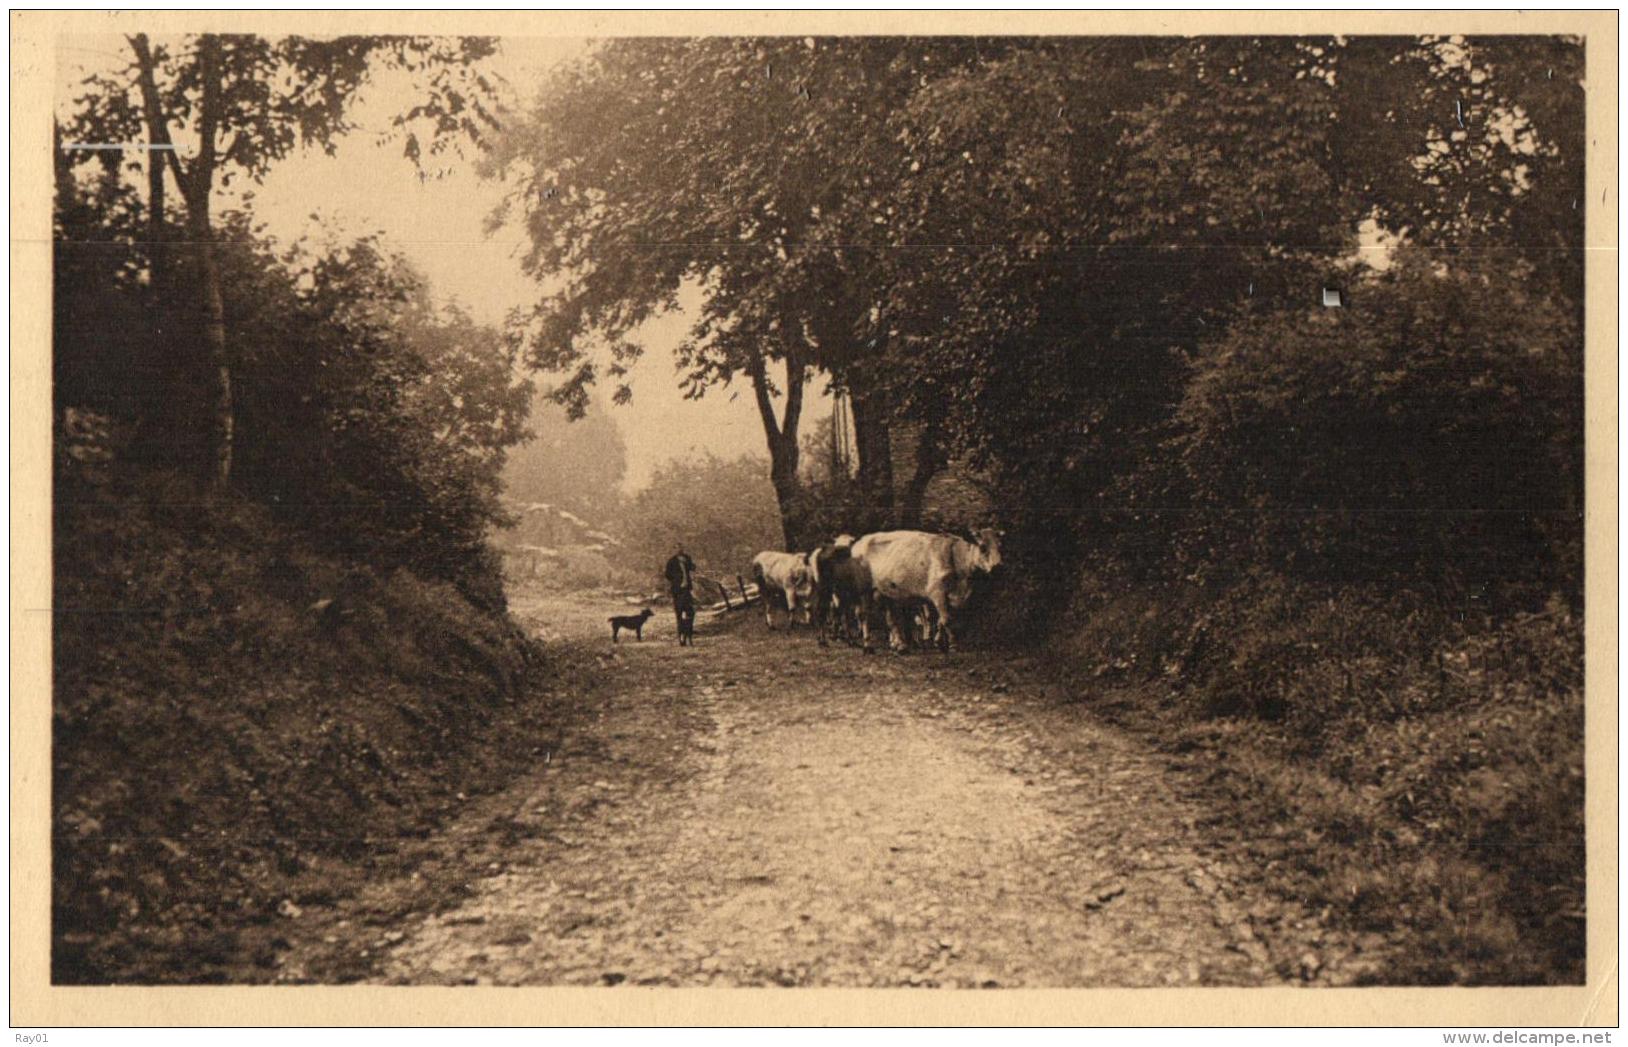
[[691, 574, 762, 615]]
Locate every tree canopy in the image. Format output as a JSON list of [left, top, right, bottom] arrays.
[[496, 35, 1582, 564], [486, 38, 1015, 539]]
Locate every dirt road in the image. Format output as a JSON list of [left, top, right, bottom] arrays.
[[276, 594, 1376, 987]]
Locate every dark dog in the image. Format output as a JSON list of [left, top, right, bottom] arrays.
[[673, 590, 696, 646], [609, 607, 654, 643]]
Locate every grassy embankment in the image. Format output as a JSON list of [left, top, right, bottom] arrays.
[[52, 466, 573, 984], [1044, 572, 1584, 985]]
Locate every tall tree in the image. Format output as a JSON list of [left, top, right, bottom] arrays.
[[857, 34, 1582, 593], [843, 37, 1348, 556], [859, 35, 1583, 506], [490, 33, 1583, 551], [63, 33, 501, 491], [487, 38, 1001, 543]]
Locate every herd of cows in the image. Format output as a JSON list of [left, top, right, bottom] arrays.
[[750, 528, 1005, 653]]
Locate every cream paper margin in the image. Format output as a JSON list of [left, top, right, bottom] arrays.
[[10, 8, 1618, 1028]]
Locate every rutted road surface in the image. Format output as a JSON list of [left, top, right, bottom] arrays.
[[279, 595, 1375, 987]]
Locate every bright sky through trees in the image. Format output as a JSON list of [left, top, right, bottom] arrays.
[[56, 34, 830, 492]]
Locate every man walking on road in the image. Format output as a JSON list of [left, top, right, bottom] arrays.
[[664, 545, 697, 646]]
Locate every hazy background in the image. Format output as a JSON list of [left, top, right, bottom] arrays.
[[57, 34, 832, 494]]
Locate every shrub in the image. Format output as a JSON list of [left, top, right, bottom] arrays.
[[52, 462, 548, 982], [1058, 563, 1584, 983], [53, 167, 532, 608], [615, 453, 786, 582], [1173, 252, 1582, 607]]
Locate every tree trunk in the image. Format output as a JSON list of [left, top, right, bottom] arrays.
[[178, 36, 233, 491], [767, 444, 802, 549], [193, 222, 233, 491], [131, 32, 233, 490], [828, 393, 850, 480], [747, 351, 807, 548], [899, 418, 947, 529], [141, 106, 166, 295], [850, 391, 893, 531], [130, 35, 174, 301]]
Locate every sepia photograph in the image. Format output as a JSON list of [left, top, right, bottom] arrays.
[[16, 9, 1616, 1026]]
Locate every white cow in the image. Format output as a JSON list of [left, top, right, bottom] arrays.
[[751, 550, 815, 629], [849, 528, 1003, 651]]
